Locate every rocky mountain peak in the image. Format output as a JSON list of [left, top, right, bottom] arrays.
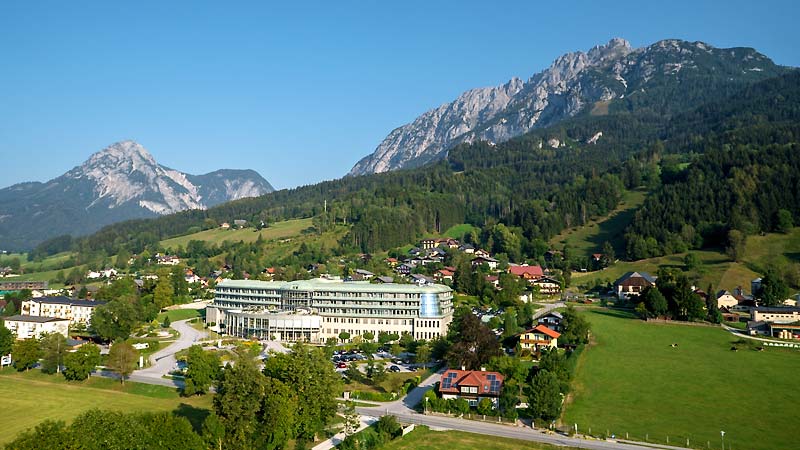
[[349, 38, 784, 176]]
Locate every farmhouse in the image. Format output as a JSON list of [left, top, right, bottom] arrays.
[[519, 324, 561, 351], [508, 264, 544, 280], [537, 311, 563, 332], [438, 369, 504, 407], [614, 272, 656, 299], [751, 306, 800, 324], [3, 315, 70, 340], [471, 256, 498, 270], [716, 290, 739, 309]]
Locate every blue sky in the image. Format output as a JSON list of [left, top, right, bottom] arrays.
[[1, 0, 798, 190]]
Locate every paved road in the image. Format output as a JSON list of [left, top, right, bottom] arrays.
[[99, 319, 207, 388]]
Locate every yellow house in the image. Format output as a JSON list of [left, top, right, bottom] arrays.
[[520, 324, 561, 351]]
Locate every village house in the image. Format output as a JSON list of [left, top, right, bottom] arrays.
[[375, 276, 394, 284], [537, 311, 563, 332], [458, 243, 475, 254], [519, 324, 561, 351], [155, 254, 181, 265], [508, 264, 544, 280], [351, 269, 374, 281], [220, 222, 231, 229], [434, 268, 455, 283], [384, 257, 399, 267], [471, 255, 498, 270], [614, 271, 656, 299], [3, 315, 70, 340], [394, 263, 413, 276], [438, 369, 505, 408], [485, 275, 500, 289], [532, 276, 562, 295]]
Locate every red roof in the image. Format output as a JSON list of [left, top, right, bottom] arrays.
[[386, 257, 398, 263], [438, 269, 455, 276], [438, 369, 505, 396], [509, 265, 544, 278], [532, 324, 561, 339]]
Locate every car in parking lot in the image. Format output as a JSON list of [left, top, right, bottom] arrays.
[[388, 365, 401, 372], [337, 362, 347, 369]]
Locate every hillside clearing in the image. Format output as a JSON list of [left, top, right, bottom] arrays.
[[160, 218, 314, 248]]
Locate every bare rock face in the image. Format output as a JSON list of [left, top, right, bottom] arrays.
[[349, 37, 778, 175], [0, 140, 274, 250]]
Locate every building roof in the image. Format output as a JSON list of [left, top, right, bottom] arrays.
[[472, 255, 498, 263], [614, 271, 657, 286], [27, 296, 106, 307], [540, 311, 563, 320], [530, 324, 561, 339], [508, 265, 544, 278], [375, 276, 394, 284], [438, 369, 504, 396], [4, 314, 70, 323], [217, 277, 451, 294], [752, 306, 800, 314]]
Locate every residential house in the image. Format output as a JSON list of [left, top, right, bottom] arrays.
[[220, 222, 231, 229], [472, 256, 498, 270], [385, 257, 399, 267], [537, 311, 563, 332], [508, 264, 544, 281], [485, 275, 499, 289], [519, 325, 561, 351], [0, 281, 48, 291], [458, 244, 475, 254], [3, 315, 70, 339], [351, 269, 374, 281], [155, 254, 181, 265], [438, 369, 504, 408], [410, 274, 433, 286], [614, 272, 656, 299], [434, 269, 455, 283], [474, 249, 491, 259], [420, 238, 437, 250], [716, 290, 739, 309], [751, 306, 800, 324], [185, 269, 202, 284], [234, 219, 247, 228], [719, 307, 739, 323], [375, 276, 394, 284], [532, 276, 562, 295], [394, 263, 413, 276], [544, 250, 562, 264]]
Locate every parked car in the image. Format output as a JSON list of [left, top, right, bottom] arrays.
[[337, 362, 347, 369], [388, 365, 401, 372]]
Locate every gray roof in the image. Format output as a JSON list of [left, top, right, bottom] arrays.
[[4, 314, 70, 323], [28, 296, 106, 307], [615, 271, 657, 285], [217, 277, 450, 294], [752, 306, 800, 313]]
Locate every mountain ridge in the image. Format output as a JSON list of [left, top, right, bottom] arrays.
[[349, 38, 785, 176], [0, 140, 274, 251]]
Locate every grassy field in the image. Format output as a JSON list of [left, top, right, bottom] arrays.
[[160, 218, 314, 249], [383, 425, 579, 450], [550, 189, 647, 257], [563, 309, 799, 450], [157, 308, 203, 323], [345, 368, 427, 395], [0, 369, 213, 445]]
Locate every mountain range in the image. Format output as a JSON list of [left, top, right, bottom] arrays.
[[349, 38, 784, 175], [0, 141, 273, 251]]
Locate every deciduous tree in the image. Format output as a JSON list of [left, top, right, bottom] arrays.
[[107, 341, 137, 384], [63, 343, 101, 380], [12, 338, 41, 372]]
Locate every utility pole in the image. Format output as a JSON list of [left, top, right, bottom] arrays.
[[720, 430, 725, 450]]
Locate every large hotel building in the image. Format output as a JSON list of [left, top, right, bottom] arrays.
[[206, 278, 454, 343]]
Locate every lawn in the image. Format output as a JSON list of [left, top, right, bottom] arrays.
[[0, 369, 213, 445], [382, 425, 578, 450], [344, 369, 426, 396], [160, 217, 314, 249], [549, 189, 647, 257], [563, 309, 800, 450], [157, 308, 203, 323]]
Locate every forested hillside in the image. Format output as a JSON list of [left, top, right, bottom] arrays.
[[30, 71, 800, 271]]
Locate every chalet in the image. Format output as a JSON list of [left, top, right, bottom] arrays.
[[537, 311, 563, 332], [434, 268, 455, 283], [472, 256, 498, 270], [410, 274, 433, 285], [716, 290, 739, 309], [427, 247, 447, 258], [185, 269, 202, 284], [532, 276, 561, 295], [508, 264, 544, 280], [474, 249, 491, 259], [384, 257, 399, 267], [375, 276, 394, 284], [408, 247, 423, 257], [155, 254, 181, 265], [438, 369, 504, 407], [351, 269, 374, 281], [458, 244, 475, 254], [519, 325, 561, 351], [220, 222, 231, 229], [485, 275, 500, 289], [614, 272, 656, 299], [395, 263, 413, 276]]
